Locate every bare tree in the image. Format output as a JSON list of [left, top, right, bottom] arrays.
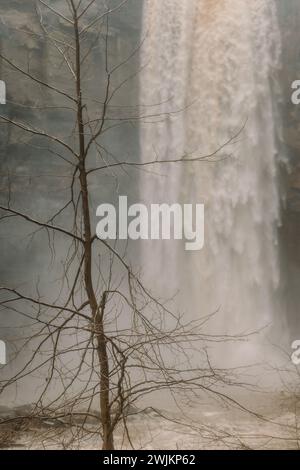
[[0, 0, 247, 450]]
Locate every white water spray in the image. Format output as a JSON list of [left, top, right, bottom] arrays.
[[139, 0, 284, 361]]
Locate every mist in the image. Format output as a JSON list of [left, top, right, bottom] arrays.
[[0, 0, 300, 451]]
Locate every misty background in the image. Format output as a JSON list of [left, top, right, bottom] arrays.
[[0, 0, 300, 409]]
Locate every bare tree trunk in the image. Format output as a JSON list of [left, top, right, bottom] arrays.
[[72, 3, 113, 450]]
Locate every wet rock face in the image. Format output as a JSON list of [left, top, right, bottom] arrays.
[[284, 120, 300, 219], [275, 1, 300, 333], [0, 1, 144, 405], [276, 0, 300, 271], [287, 165, 300, 212], [277, 0, 300, 125], [0, 0, 142, 285]]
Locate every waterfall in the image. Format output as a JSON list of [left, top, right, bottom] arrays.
[[139, 0, 284, 364]]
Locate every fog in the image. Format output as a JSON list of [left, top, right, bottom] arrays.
[[0, 0, 300, 450]]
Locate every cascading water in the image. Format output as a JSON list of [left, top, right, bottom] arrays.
[[139, 0, 285, 365]]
